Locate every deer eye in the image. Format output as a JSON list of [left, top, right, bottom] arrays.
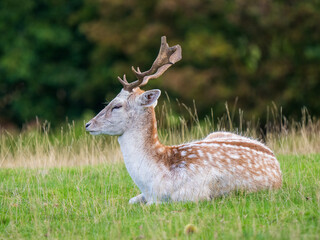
[[112, 104, 122, 111]]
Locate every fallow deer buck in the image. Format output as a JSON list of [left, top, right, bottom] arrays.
[[86, 36, 282, 204]]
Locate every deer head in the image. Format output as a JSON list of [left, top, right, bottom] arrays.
[[85, 36, 182, 136]]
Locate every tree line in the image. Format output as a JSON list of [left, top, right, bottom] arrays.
[[1, 0, 320, 128]]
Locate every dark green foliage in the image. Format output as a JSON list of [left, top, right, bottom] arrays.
[[1, 0, 320, 128], [0, 0, 96, 127]]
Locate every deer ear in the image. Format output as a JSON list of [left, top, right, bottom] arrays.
[[138, 89, 161, 107]]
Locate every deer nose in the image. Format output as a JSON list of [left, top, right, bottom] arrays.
[[85, 122, 91, 128]]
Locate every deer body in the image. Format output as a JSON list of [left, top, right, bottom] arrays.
[[86, 37, 282, 204], [116, 91, 281, 204]]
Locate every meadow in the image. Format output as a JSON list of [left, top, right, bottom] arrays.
[[1, 103, 320, 239]]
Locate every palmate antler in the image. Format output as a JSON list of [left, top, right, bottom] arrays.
[[118, 36, 182, 92]]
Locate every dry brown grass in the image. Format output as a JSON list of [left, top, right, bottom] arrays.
[[265, 107, 320, 155], [1, 104, 319, 168], [0, 121, 122, 168]]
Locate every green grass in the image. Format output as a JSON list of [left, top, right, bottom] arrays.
[[1, 154, 320, 239]]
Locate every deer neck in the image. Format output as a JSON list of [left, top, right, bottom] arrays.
[[118, 107, 166, 162], [117, 108, 168, 195]]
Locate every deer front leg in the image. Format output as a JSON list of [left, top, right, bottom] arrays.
[[129, 194, 147, 204]]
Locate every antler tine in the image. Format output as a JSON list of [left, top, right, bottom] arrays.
[[117, 74, 131, 91], [117, 36, 182, 92], [132, 66, 142, 74]]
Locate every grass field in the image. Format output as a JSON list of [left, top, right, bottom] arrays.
[[1, 155, 320, 239], [1, 105, 320, 239]]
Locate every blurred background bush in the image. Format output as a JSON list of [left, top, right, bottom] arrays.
[[1, 0, 320, 130]]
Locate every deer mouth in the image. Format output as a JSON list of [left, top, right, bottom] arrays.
[[87, 130, 101, 135], [85, 126, 100, 135]]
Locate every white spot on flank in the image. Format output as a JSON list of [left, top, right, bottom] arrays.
[[188, 154, 197, 158], [197, 150, 204, 157], [181, 151, 187, 157], [229, 154, 240, 159]]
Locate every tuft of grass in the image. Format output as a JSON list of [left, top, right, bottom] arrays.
[[184, 224, 197, 235], [0, 120, 121, 168], [266, 107, 320, 155], [0, 155, 319, 239], [1, 102, 320, 168]]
